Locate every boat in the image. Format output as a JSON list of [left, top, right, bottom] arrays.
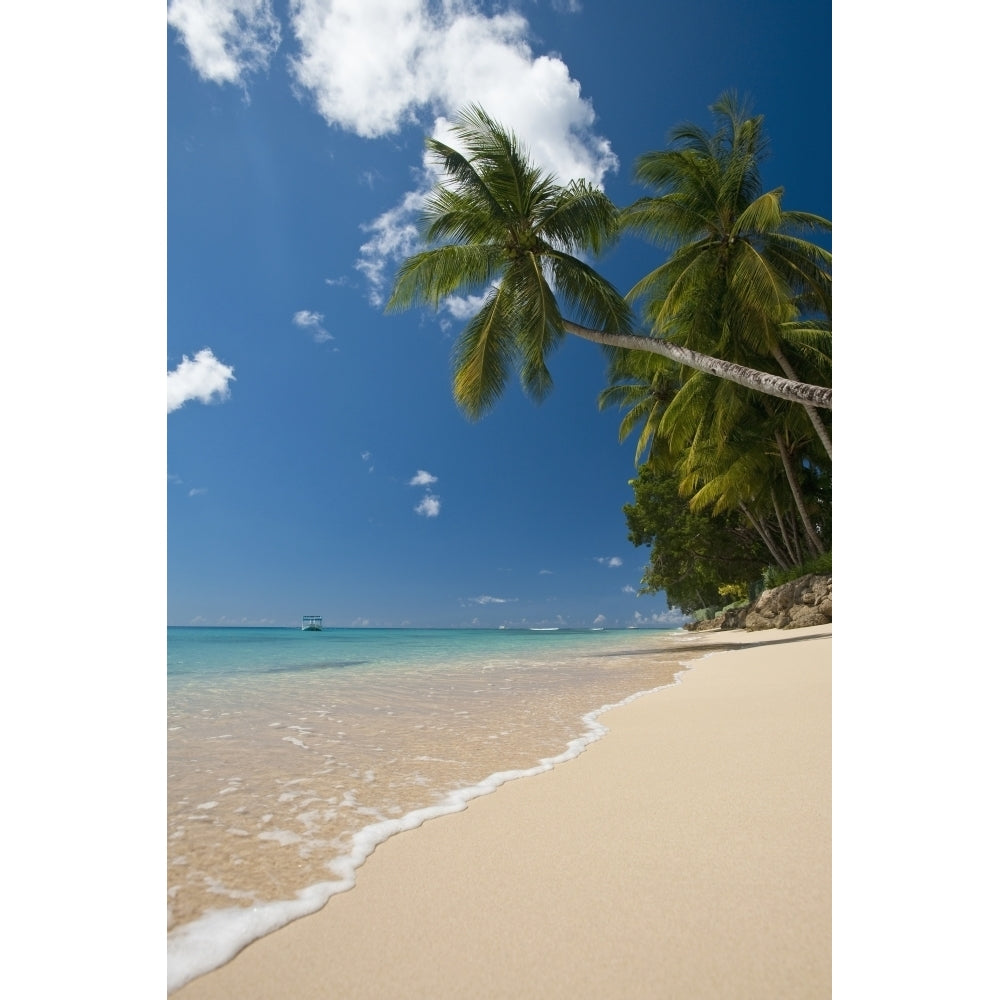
[[301, 616, 323, 631], [529, 627, 558, 631]]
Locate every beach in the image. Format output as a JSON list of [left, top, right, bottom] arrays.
[[172, 623, 831, 999]]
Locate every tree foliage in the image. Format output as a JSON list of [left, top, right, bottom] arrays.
[[386, 97, 832, 615], [387, 103, 832, 415], [623, 464, 771, 616]]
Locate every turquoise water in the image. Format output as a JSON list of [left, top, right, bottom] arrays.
[[167, 626, 695, 992]]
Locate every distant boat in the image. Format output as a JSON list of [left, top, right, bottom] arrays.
[[301, 616, 323, 631], [530, 627, 558, 631]]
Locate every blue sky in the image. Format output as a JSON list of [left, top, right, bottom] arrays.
[[166, 0, 831, 629]]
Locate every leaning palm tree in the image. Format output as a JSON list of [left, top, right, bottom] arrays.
[[623, 92, 833, 455], [386, 105, 832, 417]]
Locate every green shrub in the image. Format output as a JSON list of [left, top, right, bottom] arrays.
[[718, 582, 749, 602], [762, 552, 832, 590]]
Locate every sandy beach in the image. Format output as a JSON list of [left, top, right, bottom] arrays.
[[172, 624, 831, 999]]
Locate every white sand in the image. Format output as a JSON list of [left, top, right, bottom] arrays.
[[173, 624, 831, 999]]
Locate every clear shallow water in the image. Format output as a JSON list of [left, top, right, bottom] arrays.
[[167, 626, 698, 993]]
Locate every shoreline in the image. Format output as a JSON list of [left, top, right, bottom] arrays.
[[173, 624, 831, 999]]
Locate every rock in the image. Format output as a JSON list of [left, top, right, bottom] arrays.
[[682, 617, 722, 632], [738, 573, 832, 632], [721, 605, 748, 629]]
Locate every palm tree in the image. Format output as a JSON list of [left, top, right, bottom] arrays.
[[386, 105, 832, 417], [622, 92, 833, 456], [600, 347, 830, 562]]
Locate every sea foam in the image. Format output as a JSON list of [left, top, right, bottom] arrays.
[[167, 666, 692, 993]]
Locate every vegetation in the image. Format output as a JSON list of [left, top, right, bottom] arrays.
[[387, 97, 831, 613], [386, 104, 831, 412], [622, 464, 773, 616], [763, 551, 832, 591], [622, 92, 832, 458]]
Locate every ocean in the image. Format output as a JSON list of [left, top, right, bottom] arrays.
[[167, 625, 699, 993]]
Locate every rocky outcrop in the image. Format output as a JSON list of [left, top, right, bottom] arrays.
[[682, 573, 832, 632], [684, 616, 724, 632], [742, 573, 832, 631]]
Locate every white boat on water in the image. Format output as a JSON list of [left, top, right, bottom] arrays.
[[301, 616, 323, 631]]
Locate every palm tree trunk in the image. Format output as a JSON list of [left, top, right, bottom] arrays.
[[774, 431, 825, 557], [739, 501, 792, 570], [769, 491, 799, 566], [780, 499, 805, 566], [563, 322, 832, 410], [770, 344, 832, 459]]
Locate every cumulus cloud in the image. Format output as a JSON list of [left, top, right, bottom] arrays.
[[442, 291, 493, 321], [167, 348, 236, 413], [469, 595, 515, 605], [632, 608, 688, 627], [288, 2, 614, 175], [596, 556, 623, 568], [355, 188, 426, 306], [407, 469, 441, 515], [293, 309, 334, 343], [171, 2, 620, 307], [170, 2, 617, 306], [167, 0, 281, 85], [409, 469, 438, 486], [622, 584, 637, 594], [344, 0, 619, 302], [414, 493, 441, 517]]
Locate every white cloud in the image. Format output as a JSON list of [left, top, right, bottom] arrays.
[[593, 613, 606, 625], [288, 1, 615, 177], [470, 595, 515, 605], [289, 0, 618, 303], [443, 291, 493, 321], [167, 0, 281, 85], [293, 309, 334, 343], [596, 556, 623, 568], [167, 348, 236, 413], [188, 487, 209, 497], [539, 569, 553, 575], [409, 469, 438, 486], [356, 189, 426, 306], [414, 493, 441, 517], [632, 608, 688, 627], [170, 2, 619, 303], [622, 584, 637, 594]]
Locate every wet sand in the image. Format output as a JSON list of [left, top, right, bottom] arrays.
[[173, 624, 832, 999]]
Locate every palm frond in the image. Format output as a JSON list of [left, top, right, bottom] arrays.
[[451, 284, 518, 420], [425, 137, 503, 219], [734, 189, 784, 235], [508, 255, 563, 402], [537, 180, 621, 254], [547, 249, 632, 333], [386, 244, 504, 312]]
